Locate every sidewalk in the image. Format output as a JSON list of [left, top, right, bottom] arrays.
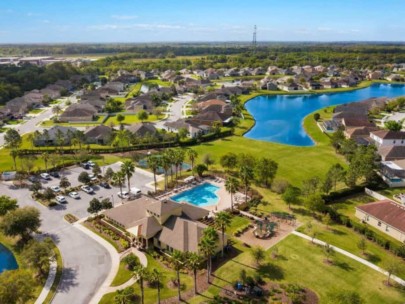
[[35, 260, 57, 304], [292, 231, 405, 286]]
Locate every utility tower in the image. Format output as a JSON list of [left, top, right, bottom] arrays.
[[252, 25, 257, 52]]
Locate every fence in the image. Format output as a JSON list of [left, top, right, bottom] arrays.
[[364, 188, 393, 202]]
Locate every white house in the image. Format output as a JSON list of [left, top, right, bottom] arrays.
[[370, 130, 405, 147]]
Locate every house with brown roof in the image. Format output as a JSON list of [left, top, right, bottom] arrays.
[[84, 125, 113, 145], [60, 103, 98, 122], [355, 200, 405, 242], [127, 122, 158, 137], [378, 145, 405, 161], [370, 130, 405, 147], [103, 195, 224, 253], [165, 119, 210, 138]]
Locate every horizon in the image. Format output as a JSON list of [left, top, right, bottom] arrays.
[[1, 0, 405, 43]]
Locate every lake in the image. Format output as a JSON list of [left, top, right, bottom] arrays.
[[0, 243, 18, 273], [244, 83, 405, 146]]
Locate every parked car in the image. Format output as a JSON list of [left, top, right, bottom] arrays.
[[81, 163, 90, 170], [88, 174, 98, 181], [99, 181, 110, 189], [87, 161, 95, 167], [81, 185, 94, 194], [40, 173, 51, 180], [68, 191, 80, 199], [51, 186, 61, 193], [56, 195, 67, 204], [50, 171, 60, 178], [117, 191, 130, 199], [28, 175, 40, 183]]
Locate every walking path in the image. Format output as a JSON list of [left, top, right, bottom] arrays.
[[35, 260, 57, 304], [292, 231, 405, 286]]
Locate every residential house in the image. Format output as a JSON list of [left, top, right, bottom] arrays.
[[165, 119, 210, 138], [84, 125, 113, 145], [104, 81, 126, 93], [59, 103, 98, 122], [34, 126, 77, 146], [367, 71, 383, 80], [386, 74, 403, 82], [103, 195, 224, 253], [127, 123, 158, 138], [378, 145, 405, 161], [125, 95, 154, 113], [23, 90, 44, 108], [370, 130, 405, 147], [355, 200, 405, 242], [5, 97, 29, 118], [55, 80, 74, 91]]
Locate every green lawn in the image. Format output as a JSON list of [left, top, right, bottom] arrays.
[[100, 254, 194, 304], [103, 114, 159, 126], [226, 215, 251, 235], [189, 235, 405, 304], [28, 108, 44, 114], [126, 83, 143, 98], [111, 260, 134, 287]]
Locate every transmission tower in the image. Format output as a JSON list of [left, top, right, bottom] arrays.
[[252, 25, 257, 52]]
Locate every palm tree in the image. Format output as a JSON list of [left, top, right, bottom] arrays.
[[121, 160, 135, 191], [171, 250, 185, 302], [186, 252, 202, 295], [225, 176, 240, 212], [166, 149, 176, 183], [199, 227, 219, 284], [42, 152, 49, 172], [149, 269, 162, 304], [114, 287, 134, 304], [133, 265, 148, 304], [187, 149, 198, 172], [214, 211, 232, 257], [239, 164, 254, 204], [112, 171, 126, 197], [147, 155, 160, 193], [174, 148, 185, 179], [10, 149, 19, 170], [52, 105, 62, 121], [161, 152, 171, 191]]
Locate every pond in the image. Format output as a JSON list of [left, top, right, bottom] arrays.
[[244, 83, 405, 146], [0, 243, 18, 274]]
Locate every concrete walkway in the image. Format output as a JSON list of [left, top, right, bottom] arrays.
[[35, 260, 58, 304], [73, 219, 121, 304], [292, 231, 405, 286]]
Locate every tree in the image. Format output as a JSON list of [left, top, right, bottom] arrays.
[[178, 127, 189, 140], [301, 176, 321, 197], [186, 252, 202, 296], [92, 163, 102, 176], [43, 187, 56, 201], [313, 113, 321, 121], [101, 198, 113, 209], [171, 250, 185, 301], [330, 129, 345, 151], [357, 238, 367, 255], [22, 238, 54, 278], [220, 152, 238, 172], [4, 129, 22, 150], [114, 287, 136, 304], [0, 195, 18, 216], [322, 213, 333, 229], [225, 176, 240, 212], [0, 270, 35, 304], [282, 186, 301, 210], [193, 163, 207, 177], [147, 155, 160, 192], [199, 227, 219, 283], [137, 110, 149, 122], [149, 269, 162, 304], [323, 243, 335, 263], [52, 105, 62, 121], [214, 211, 231, 257], [187, 149, 198, 171], [29, 181, 42, 193], [42, 152, 50, 171], [326, 164, 345, 191], [305, 193, 325, 215], [59, 176, 71, 189], [254, 157, 278, 187], [1, 206, 41, 242], [152, 107, 163, 119], [104, 167, 115, 182], [87, 198, 103, 214], [78, 171, 91, 184], [383, 258, 402, 286], [239, 164, 254, 204], [384, 120, 402, 131], [122, 253, 140, 271], [250, 246, 266, 267], [133, 265, 148, 304], [112, 171, 126, 196], [202, 153, 214, 169], [121, 160, 135, 191], [117, 114, 125, 125]]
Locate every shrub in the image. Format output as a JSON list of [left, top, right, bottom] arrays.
[[313, 113, 321, 121], [271, 179, 290, 194]]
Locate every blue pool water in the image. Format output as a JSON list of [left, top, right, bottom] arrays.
[[244, 83, 405, 146], [171, 182, 220, 207], [0, 243, 18, 274]]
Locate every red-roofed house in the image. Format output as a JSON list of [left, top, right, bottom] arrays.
[[355, 200, 405, 242]]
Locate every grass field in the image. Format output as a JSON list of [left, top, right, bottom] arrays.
[[110, 260, 134, 287], [189, 235, 405, 304], [104, 114, 158, 125]]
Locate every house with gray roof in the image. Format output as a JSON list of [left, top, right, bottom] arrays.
[[84, 125, 113, 145], [103, 195, 224, 253], [34, 126, 77, 146], [127, 122, 158, 137], [60, 103, 98, 122]]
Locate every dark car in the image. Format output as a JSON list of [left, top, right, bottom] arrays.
[[81, 163, 90, 170], [50, 171, 60, 178], [99, 181, 110, 189], [28, 175, 40, 183]]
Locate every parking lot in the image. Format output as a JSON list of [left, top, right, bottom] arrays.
[[36, 161, 156, 219]]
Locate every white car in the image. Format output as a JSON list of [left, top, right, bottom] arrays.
[[56, 195, 66, 204], [81, 185, 94, 194], [117, 191, 129, 199], [87, 161, 95, 167], [50, 186, 61, 193], [40, 173, 51, 180], [68, 191, 80, 199], [88, 173, 98, 181]]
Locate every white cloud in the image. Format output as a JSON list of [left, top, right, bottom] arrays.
[[111, 15, 138, 20]]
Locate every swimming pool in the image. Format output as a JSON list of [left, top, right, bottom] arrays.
[[0, 243, 18, 274], [171, 182, 220, 207]]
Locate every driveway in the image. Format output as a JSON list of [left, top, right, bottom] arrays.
[[154, 93, 193, 129], [1, 162, 155, 304]]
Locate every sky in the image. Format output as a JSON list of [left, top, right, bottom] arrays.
[[0, 0, 404, 43]]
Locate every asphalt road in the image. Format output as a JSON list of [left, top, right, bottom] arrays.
[[1, 162, 155, 304], [154, 93, 193, 129]]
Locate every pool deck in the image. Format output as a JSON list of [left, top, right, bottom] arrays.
[[157, 176, 246, 214]]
